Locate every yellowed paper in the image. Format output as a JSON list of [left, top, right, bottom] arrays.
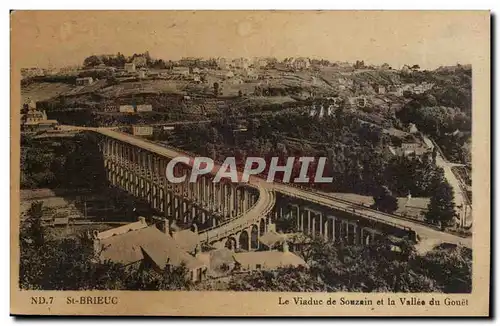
[[11, 10, 490, 316]]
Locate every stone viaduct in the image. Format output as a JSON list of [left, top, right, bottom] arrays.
[[94, 128, 471, 251]]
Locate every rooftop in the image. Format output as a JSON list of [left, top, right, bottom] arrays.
[[259, 230, 286, 248], [172, 229, 199, 253], [96, 220, 205, 270], [97, 218, 148, 240], [233, 251, 307, 270]]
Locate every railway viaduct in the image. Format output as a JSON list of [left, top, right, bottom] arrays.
[[93, 127, 471, 251]]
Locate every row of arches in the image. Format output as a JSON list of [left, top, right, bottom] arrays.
[[273, 201, 381, 247], [209, 216, 272, 252], [101, 138, 261, 233]]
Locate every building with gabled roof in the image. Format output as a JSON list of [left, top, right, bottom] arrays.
[[124, 62, 136, 72], [21, 100, 59, 132], [92, 217, 208, 282], [233, 242, 307, 272], [289, 57, 311, 70]]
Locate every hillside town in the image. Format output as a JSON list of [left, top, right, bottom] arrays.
[[20, 51, 473, 293]]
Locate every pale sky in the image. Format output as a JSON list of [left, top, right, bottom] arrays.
[[11, 11, 489, 70]]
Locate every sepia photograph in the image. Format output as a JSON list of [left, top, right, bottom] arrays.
[[10, 10, 490, 316]]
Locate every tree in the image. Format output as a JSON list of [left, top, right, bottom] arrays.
[[228, 266, 325, 292], [432, 146, 438, 164], [213, 82, 219, 97], [22, 201, 45, 246], [425, 181, 456, 227], [354, 60, 365, 69], [19, 235, 129, 290], [19, 233, 192, 291], [107, 76, 119, 86], [372, 185, 398, 213], [116, 52, 127, 67], [21, 103, 30, 118], [418, 244, 472, 293], [123, 264, 192, 290], [83, 55, 102, 68], [224, 239, 470, 293], [144, 50, 152, 66]]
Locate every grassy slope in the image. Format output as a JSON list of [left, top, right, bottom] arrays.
[[21, 82, 73, 103]]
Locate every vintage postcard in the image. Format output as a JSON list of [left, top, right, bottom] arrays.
[[10, 10, 490, 316]]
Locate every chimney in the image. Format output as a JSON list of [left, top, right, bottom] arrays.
[[405, 191, 412, 207], [161, 218, 170, 235], [194, 244, 200, 256], [169, 219, 177, 237], [282, 241, 289, 253]]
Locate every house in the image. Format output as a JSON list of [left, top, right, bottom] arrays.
[[200, 248, 235, 275], [52, 217, 70, 226], [124, 63, 136, 73], [401, 83, 416, 92], [334, 61, 354, 71], [290, 57, 311, 70], [230, 77, 244, 85], [76, 77, 94, 86], [216, 58, 227, 70], [253, 57, 268, 69], [138, 69, 147, 79], [21, 67, 46, 78], [388, 85, 404, 96], [413, 82, 435, 94], [102, 105, 118, 112], [258, 224, 287, 250], [386, 141, 429, 157], [133, 56, 147, 68], [119, 104, 152, 113], [179, 57, 200, 67], [231, 58, 250, 69], [172, 66, 190, 76], [338, 77, 354, 88], [21, 101, 58, 132], [119, 105, 135, 113], [233, 242, 307, 272], [136, 104, 153, 112], [375, 85, 386, 94], [57, 65, 80, 75], [348, 96, 367, 108], [311, 104, 339, 118], [244, 68, 258, 79], [400, 142, 428, 156], [92, 217, 208, 282], [408, 123, 419, 134], [188, 74, 201, 83], [132, 125, 153, 136]]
